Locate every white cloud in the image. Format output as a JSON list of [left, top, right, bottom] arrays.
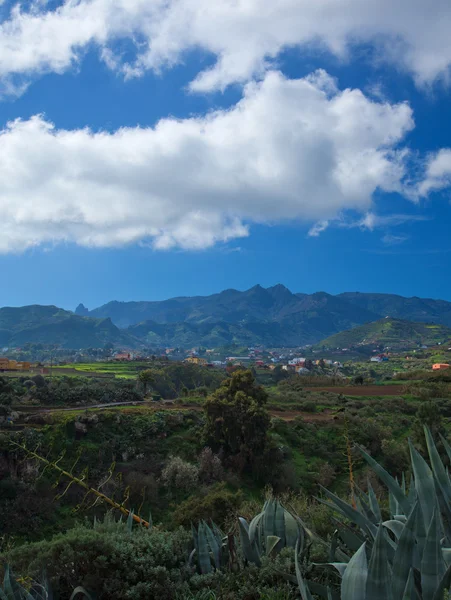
[[357, 212, 429, 230], [381, 233, 408, 245], [417, 149, 451, 197], [0, 0, 450, 92], [308, 221, 329, 237], [0, 70, 414, 253]]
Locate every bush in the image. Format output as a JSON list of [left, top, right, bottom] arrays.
[[161, 456, 199, 495], [198, 447, 224, 484], [4, 523, 193, 600], [172, 482, 242, 527]]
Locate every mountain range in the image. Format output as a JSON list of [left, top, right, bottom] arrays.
[[2, 285, 451, 349]]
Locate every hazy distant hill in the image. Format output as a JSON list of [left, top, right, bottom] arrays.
[[317, 318, 451, 350], [83, 285, 380, 334], [0, 305, 137, 349], [338, 292, 451, 327], [3, 286, 451, 350]]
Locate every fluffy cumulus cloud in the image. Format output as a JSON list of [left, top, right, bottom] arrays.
[[0, 0, 450, 92], [418, 149, 451, 197], [0, 70, 414, 252]]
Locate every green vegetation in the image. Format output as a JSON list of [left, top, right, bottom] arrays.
[[2, 363, 451, 599], [318, 317, 451, 351]]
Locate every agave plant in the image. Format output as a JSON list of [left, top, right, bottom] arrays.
[[191, 521, 230, 574], [296, 426, 451, 599], [238, 498, 305, 567], [0, 565, 92, 600], [190, 498, 307, 574]]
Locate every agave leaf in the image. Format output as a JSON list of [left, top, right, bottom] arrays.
[[366, 525, 393, 600], [263, 498, 276, 539], [359, 446, 411, 515], [284, 510, 301, 548], [432, 560, 451, 600], [266, 535, 282, 557], [409, 441, 436, 531], [383, 519, 405, 539], [401, 569, 415, 600], [442, 548, 451, 566], [318, 487, 377, 538], [204, 521, 221, 569], [421, 508, 446, 600], [407, 473, 417, 505], [3, 565, 27, 599], [439, 434, 451, 465], [197, 522, 212, 574], [238, 517, 261, 566], [394, 515, 408, 523], [274, 501, 286, 550], [355, 488, 378, 525], [295, 538, 314, 600], [334, 520, 367, 553], [148, 508, 153, 530], [392, 503, 418, 599], [415, 502, 427, 565], [248, 512, 264, 545], [367, 480, 382, 523], [188, 548, 197, 567], [341, 542, 368, 600], [424, 427, 451, 502], [69, 587, 94, 600], [389, 491, 399, 519]]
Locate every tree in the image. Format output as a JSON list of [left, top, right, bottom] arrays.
[[138, 369, 155, 395], [204, 370, 270, 469]]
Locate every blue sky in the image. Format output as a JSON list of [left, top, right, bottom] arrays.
[[0, 0, 451, 309]]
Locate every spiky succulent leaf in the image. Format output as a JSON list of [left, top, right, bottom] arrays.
[[392, 503, 418, 599], [248, 512, 264, 545], [238, 517, 261, 566], [69, 587, 94, 600], [341, 542, 368, 600], [366, 526, 393, 600], [359, 446, 411, 516], [421, 508, 446, 600], [284, 510, 301, 548], [203, 521, 221, 569], [409, 441, 436, 531], [266, 535, 282, 557], [401, 569, 415, 600], [197, 522, 212, 574], [367, 480, 382, 523], [295, 538, 314, 600], [318, 487, 377, 539]]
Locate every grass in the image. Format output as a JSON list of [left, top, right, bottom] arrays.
[[52, 361, 152, 379]]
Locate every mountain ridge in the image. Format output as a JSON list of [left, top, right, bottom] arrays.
[[3, 286, 451, 349]]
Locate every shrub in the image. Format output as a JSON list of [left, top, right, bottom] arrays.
[[161, 456, 199, 495], [4, 523, 192, 600], [172, 482, 242, 527], [198, 447, 224, 484]]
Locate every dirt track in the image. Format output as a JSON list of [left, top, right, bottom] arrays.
[[11, 401, 337, 426], [303, 385, 403, 396]]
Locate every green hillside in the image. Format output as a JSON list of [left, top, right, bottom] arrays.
[[317, 317, 451, 350], [0, 305, 138, 349]]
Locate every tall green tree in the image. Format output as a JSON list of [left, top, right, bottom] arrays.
[[204, 370, 270, 468], [138, 369, 155, 395]]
